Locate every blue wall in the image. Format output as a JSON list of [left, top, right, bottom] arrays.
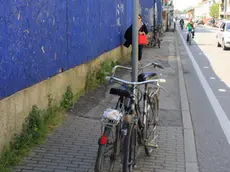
[[139, 0, 162, 30], [0, 0, 160, 99]]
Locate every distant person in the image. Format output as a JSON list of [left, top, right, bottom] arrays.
[[124, 14, 148, 61], [212, 18, 215, 27], [180, 18, 184, 29]]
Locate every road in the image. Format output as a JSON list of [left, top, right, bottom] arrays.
[[177, 24, 230, 172]]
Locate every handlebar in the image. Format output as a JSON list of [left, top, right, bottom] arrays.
[[142, 62, 164, 70], [112, 62, 164, 76], [105, 76, 166, 86]]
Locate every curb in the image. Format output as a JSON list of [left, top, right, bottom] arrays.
[[174, 28, 199, 172]]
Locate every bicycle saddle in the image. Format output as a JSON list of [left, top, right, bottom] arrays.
[[138, 72, 158, 82]]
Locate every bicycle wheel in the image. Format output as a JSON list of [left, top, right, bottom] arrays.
[[144, 91, 159, 156], [157, 38, 161, 48], [95, 123, 122, 172], [146, 38, 154, 48], [122, 123, 134, 172], [189, 33, 192, 45]]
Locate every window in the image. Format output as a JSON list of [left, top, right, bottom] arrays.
[[222, 23, 226, 31], [226, 23, 230, 32], [220, 22, 225, 29]]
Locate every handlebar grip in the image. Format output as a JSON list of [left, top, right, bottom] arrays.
[[157, 64, 164, 69], [159, 79, 166, 83], [151, 62, 164, 69]]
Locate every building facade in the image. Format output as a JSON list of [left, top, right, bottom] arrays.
[[194, 0, 213, 20]]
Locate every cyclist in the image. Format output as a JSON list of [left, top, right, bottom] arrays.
[[186, 19, 195, 42]]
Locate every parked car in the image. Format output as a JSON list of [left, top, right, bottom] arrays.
[[216, 20, 230, 50]]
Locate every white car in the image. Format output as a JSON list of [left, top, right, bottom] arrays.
[[216, 20, 230, 50]]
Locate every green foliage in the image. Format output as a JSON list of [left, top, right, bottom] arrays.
[[85, 60, 118, 91], [60, 86, 74, 109], [209, 3, 219, 19], [0, 86, 74, 172], [0, 105, 45, 171]]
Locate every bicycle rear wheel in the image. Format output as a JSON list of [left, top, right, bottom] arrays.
[[95, 123, 122, 172]]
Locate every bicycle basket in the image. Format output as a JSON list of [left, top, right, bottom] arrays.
[[101, 109, 123, 127]]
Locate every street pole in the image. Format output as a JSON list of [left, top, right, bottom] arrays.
[[132, 0, 138, 82], [224, 0, 227, 19], [153, 0, 156, 40]]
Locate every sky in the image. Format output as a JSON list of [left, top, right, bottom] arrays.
[[174, 0, 201, 11]]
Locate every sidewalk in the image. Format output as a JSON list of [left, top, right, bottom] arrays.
[[13, 32, 186, 172]]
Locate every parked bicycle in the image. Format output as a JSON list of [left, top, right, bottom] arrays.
[[157, 24, 165, 37], [94, 62, 166, 172], [145, 26, 161, 48]]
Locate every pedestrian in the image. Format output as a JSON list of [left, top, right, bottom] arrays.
[[123, 14, 148, 61], [212, 18, 215, 27]]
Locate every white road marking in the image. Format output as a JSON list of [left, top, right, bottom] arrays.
[[178, 30, 230, 145], [204, 66, 209, 68], [210, 77, 215, 80], [218, 89, 226, 92]]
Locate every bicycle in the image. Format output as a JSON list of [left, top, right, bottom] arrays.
[[145, 26, 161, 48], [157, 24, 165, 37], [94, 62, 165, 172]]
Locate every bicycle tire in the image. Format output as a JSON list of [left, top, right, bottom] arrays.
[[157, 38, 161, 48], [132, 124, 141, 169], [146, 39, 155, 48], [188, 33, 192, 45], [109, 122, 122, 172], [144, 91, 159, 156], [122, 123, 134, 172], [95, 144, 105, 172], [95, 124, 121, 172]]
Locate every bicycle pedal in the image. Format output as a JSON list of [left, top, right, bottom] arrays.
[[144, 143, 158, 149]]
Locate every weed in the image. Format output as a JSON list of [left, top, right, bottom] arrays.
[[0, 86, 74, 172], [60, 86, 74, 109], [85, 60, 118, 91]]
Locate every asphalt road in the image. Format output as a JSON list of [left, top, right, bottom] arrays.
[[177, 24, 230, 172]]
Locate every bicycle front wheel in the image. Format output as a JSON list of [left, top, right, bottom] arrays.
[[144, 93, 159, 156], [122, 123, 135, 172]]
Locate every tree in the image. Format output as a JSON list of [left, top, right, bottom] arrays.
[[209, 3, 219, 19]]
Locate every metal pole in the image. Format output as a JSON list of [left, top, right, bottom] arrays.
[[153, 0, 156, 40], [132, 0, 138, 82], [224, 0, 227, 19]]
